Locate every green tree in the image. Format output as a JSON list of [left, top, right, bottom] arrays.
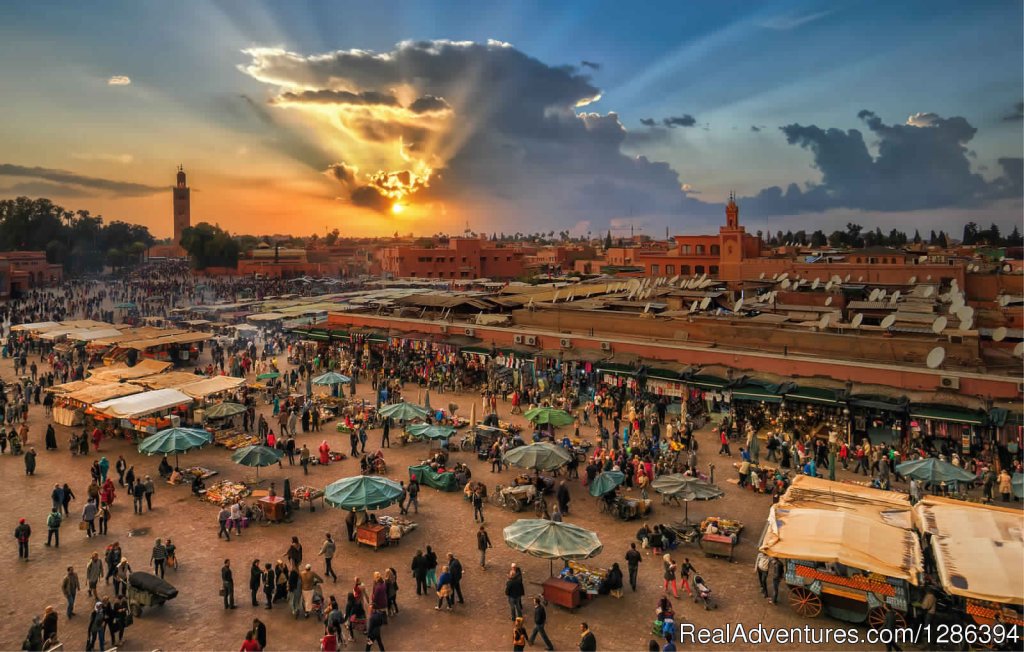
[[180, 222, 239, 269], [913, 229, 921, 244], [604, 230, 612, 250], [1007, 225, 1023, 247], [962, 222, 978, 245], [810, 230, 827, 247]]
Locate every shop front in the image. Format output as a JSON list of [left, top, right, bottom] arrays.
[[908, 405, 987, 456], [847, 389, 908, 446]]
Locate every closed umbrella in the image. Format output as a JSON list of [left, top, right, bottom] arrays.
[[231, 444, 283, 480], [324, 475, 404, 511], [138, 427, 212, 467], [405, 424, 456, 441], [651, 474, 725, 523], [588, 470, 625, 497], [503, 518, 603, 575], [523, 407, 574, 427], [312, 372, 351, 386], [424, 390, 432, 412], [204, 402, 246, 419], [379, 401, 429, 422], [895, 458, 977, 485], [503, 443, 572, 472]]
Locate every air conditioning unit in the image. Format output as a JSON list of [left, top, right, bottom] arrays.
[[600, 341, 612, 351], [513, 334, 524, 344], [947, 335, 963, 344], [560, 338, 572, 349], [525, 335, 537, 346], [464, 327, 475, 337], [939, 376, 960, 390], [1017, 382, 1024, 394]]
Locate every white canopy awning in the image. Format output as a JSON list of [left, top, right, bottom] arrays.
[[179, 375, 246, 399], [92, 388, 193, 418]]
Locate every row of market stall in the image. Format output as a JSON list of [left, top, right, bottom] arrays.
[[12, 320, 213, 365], [759, 475, 1023, 637]]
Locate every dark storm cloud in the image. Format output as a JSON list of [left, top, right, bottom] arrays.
[[407, 95, 451, 113], [663, 115, 697, 128], [639, 118, 656, 127], [580, 60, 601, 70], [324, 162, 358, 186], [1004, 101, 1024, 122], [0, 181, 97, 198], [273, 89, 400, 107], [750, 125, 761, 132], [0, 164, 164, 197], [349, 185, 391, 212]]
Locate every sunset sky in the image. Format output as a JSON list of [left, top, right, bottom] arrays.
[[0, 0, 1020, 239]]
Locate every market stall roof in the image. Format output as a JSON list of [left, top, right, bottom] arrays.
[[179, 375, 246, 399], [246, 312, 287, 322], [92, 388, 193, 419], [785, 386, 845, 405], [90, 328, 183, 347], [779, 475, 913, 528], [761, 505, 922, 584], [124, 332, 212, 350], [68, 328, 124, 342], [908, 404, 986, 425], [136, 371, 210, 391], [66, 382, 144, 405], [848, 383, 908, 411], [86, 359, 173, 382], [913, 497, 1024, 605], [46, 380, 94, 395], [731, 380, 787, 403], [10, 321, 60, 332]]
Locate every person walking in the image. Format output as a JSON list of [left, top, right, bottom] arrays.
[[406, 477, 420, 514], [143, 475, 155, 511], [513, 616, 529, 651], [678, 557, 696, 598], [625, 542, 642, 592], [218, 505, 232, 541], [86, 552, 103, 598], [86, 601, 106, 651], [300, 563, 322, 616], [755, 552, 770, 598], [300, 444, 310, 475], [287, 565, 303, 618], [556, 481, 571, 515], [424, 545, 438, 588], [62, 566, 80, 618], [447, 553, 464, 604], [24, 446, 37, 475], [472, 488, 485, 523], [578, 621, 597, 651], [46, 506, 62, 547], [529, 596, 554, 650], [434, 564, 454, 611], [477, 525, 493, 569], [365, 608, 386, 651], [505, 565, 525, 620], [14, 517, 31, 560], [319, 533, 338, 582], [131, 481, 145, 515], [662, 554, 679, 598], [249, 559, 263, 607], [287, 536, 303, 570], [98, 502, 110, 536], [115, 456, 127, 486], [221, 558, 236, 609], [767, 555, 784, 604], [151, 538, 167, 578], [411, 549, 429, 596], [261, 563, 275, 609]]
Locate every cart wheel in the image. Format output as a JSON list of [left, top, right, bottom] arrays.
[[789, 587, 822, 618], [867, 607, 906, 630], [508, 497, 521, 512]]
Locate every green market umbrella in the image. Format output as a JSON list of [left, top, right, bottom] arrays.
[[895, 458, 977, 484], [523, 407, 574, 427], [204, 402, 247, 419], [231, 444, 283, 480], [138, 427, 212, 467], [257, 372, 281, 380], [405, 424, 456, 441], [650, 474, 725, 523], [312, 371, 351, 386], [114, 302, 137, 309], [324, 475, 404, 511], [588, 470, 625, 497], [503, 518, 602, 575], [503, 443, 572, 472], [378, 401, 429, 422]]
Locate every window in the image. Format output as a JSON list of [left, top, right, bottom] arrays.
[[665, 265, 675, 275], [695, 265, 705, 274], [681, 265, 690, 275], [461, 271, 469, 278], [506, 257, 511, 262], [709, 265, 719, 276], [435, 257, 445, 262], [710, 245, 720, 256], [462, 257, 467, 263], [681, 245, 691, 254], [696, 245, 705, 254], [650, 264, 660, 275]]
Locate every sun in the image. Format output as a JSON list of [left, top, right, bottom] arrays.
[[391, 202, 406, 215]]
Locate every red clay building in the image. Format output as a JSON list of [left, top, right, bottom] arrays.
[[376, 237, 527, 280]]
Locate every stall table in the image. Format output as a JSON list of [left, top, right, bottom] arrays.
[[356, 523, 388, 549], [259, 496, 286, 523], [292, 486, 325, 512], [543, 577, 581, 610]]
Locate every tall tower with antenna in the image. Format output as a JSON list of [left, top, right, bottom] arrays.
[[172, 165, 191, 246]]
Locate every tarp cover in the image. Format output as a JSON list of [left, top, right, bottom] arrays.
[[407, 464, 458, 491], [93, 388, 193, 418], [87, 359, 172, 382], [179, 375, 245, 399], [778, 475, 914, 529], [761, 505, 922, 584], [66, 382, 144, 405], [136, 371, 210, 390]]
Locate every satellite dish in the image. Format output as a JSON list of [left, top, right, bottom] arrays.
[[881, 314, 896, 329], [908, 276, 917, 285], [926, 346, 946, 369], [690, 300, 699, 312], [922, 286, 934, 298], [851, 313, 863, 328], [781, 279, 791, 289], [844, 274, 851, 282], [825, 280, 834, 291], [869, 289, 880, 302], [818, 313, 831, 329], [1014, 342, 1024, 358], [825, 296, 833, 306], [643, 302, 652, 313], [926, 275, 932, 281], [812, 278, 820, 290], [1003, 264, 1012, 273], [919, 255, 928, 263], [998, 295, 1010, 307], [832, 275, 842, 284], [931, 316, 947, 334], [734, 298, 744, 312], [959, 316, 973, 332], [955, 306, 974, 322], [890, 290, 900, 304], [700, 297, 712, 310], [992, 326, 1008, 342], [759, 272, 766, 280], [858, 276, 864, 282], [778, 272, 789, 281]]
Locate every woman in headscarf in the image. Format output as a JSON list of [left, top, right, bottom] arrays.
[[100, 478, 117, 506], [318, 440, 330, 466]]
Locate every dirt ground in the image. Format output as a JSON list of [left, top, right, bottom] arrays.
[[0, 352, 901, 651]]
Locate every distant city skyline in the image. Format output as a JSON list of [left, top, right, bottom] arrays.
[[0, 0, 1020, 238]]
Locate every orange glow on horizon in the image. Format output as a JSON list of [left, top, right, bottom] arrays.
[[391, 202, 406, 215]]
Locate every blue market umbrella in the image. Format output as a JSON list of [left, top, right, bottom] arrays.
[[138, 427, 212, 467], [895, 458, 977, 484]]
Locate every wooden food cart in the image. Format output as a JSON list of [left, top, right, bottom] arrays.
[[760, 476, 922, 628], [543, 577, 581, 611], [356, 523, 388, 550]]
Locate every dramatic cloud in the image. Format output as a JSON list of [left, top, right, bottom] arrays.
[[324, 162, 358, 186], [1004, 101, 1024, 122], [107, 75, 131, 86], [0, 164, 164, 197], [273, 89, 400, 107], [240, 40, 684, 220], [639, 118, 656, 127], [750, 125, 761, 132], [905, 112, 941, 128], [0, 181, 97, 198], [71, 153, 134, 164], [663, 115, 697, 128], [580, 60, 601, 70]]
